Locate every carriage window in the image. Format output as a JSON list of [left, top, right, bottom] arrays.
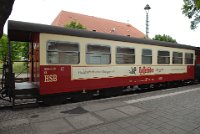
[[86, 44, 111, 64], [185, 53, 194, 64], [157, 51, 170, 64], [116, 47, 135, 64], [142, 49, 152, 64], [173, 52, 183, 64], [47, 41, 79, 64]]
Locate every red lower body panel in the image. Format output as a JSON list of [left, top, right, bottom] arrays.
[[39, 65, 194, 95]]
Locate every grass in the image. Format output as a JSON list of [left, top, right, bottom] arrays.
[[0, 62, 28, 74]]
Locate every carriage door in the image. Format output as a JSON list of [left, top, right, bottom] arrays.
[[29, 42, 39, 82], [195, 48, 200, 82]]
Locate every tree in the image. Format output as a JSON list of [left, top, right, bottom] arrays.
[[0, 0, 15, 38], [182, 0, 200, 29], [0, 34, 29, 62], [0, 34, 10, 62], [152, 34, 177, 43], [64, 21, 86, 30]]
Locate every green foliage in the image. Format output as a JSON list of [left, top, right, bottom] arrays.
[[152, 34, 177, 43], [0, 34, 29, 63], [0, 62, 28, 74], [64, 21, 86, 30], [0, 34, 7, 62], [182, 0, 200, 29], [12, 62, 28, 74]]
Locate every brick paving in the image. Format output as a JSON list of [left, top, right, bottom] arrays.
[[1, 84, 200, 134]]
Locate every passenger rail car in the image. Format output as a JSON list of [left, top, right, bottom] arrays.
[[1, 20, 200, 106]]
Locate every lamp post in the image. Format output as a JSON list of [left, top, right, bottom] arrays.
[[144, 4, 151, 39]]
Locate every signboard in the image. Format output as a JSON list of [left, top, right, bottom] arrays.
[[72, 66, 187, 80]]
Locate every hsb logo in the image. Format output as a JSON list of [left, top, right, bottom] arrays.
[[44, 74, 57, 82]]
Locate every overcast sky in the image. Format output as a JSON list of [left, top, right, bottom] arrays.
[[4, 0, 200, 47]]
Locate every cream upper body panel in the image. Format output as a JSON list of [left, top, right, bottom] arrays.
[[40, 33, 195, 66]]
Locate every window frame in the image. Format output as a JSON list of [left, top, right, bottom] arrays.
[[142, 49, 152, 64], [86, 44, 111, 65], [116, 46, 135, 64], [172, 52, 183, 64], [185, 53, 194, 64], [157, 50, 170, 64], [46, 40, 80, 64]]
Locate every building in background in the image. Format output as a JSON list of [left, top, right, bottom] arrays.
[[52, 10, 145, 38]]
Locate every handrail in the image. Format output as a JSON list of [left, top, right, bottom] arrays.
[[12, 60, 30, 62]]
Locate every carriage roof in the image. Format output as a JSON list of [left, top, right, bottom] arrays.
[[8, 20, 196, 50]]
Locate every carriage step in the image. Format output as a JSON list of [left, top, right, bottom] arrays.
[[15, 82, 38, 96], [15, 78, 29, 83], [13, 101, 39, 109], [15, 82, 38, 90], [14, 94, 37, 99], [12, 98, 38, 109]]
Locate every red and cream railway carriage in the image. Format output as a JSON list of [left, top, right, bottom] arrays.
[[6, 20, 198, 104]]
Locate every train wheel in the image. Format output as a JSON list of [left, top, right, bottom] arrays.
[[176, 80, 184, 87], [42, 95, 66, 106], [165, 82, 171, 88], [100, 87, 123, 98], [138, 84, 150, 90], [160, 82, 168, 89], [71, 92, 94, 102], [153, 83, 162, 90]]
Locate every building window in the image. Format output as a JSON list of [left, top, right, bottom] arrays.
[[47, 41, 79, 64], [86, 44, 111, 64], [173, 52, 183, 64], [142, 49, 152, 64], [116, 47, 135, 64], [157, 51, 170, 64], [185, 53, 194, 64]]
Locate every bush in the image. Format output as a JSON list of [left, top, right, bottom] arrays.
[[0, 62, 28, 74]]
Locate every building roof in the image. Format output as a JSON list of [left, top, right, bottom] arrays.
[[52, 10, 145, 38]]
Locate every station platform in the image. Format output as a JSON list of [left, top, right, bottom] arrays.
[[1, 84, 200, 134]]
